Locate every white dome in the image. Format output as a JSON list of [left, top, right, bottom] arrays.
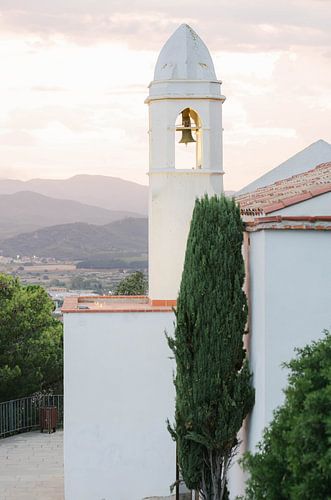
[[154, 24, 217, 81]]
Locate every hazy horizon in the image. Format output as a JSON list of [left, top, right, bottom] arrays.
[[1, 1, 331, 190], [0, 172, 148, 185]]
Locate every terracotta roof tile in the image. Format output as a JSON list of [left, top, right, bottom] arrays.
[[245, 215, 331, 232], [62, 295, 176, 313], [236, 162, 331, 215]]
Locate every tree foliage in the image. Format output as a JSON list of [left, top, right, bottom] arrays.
[[0, 274, 63, 402], [115, 271, 147, 296], [242, 331, 331, 500], [168, 195, 254, 499]]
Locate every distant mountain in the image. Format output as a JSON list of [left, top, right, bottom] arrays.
[[0, 218, 148, 260], [0, 191, 142, 239], [0, 175, 148, 214]]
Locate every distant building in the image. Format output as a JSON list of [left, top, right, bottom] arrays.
[[63, 24, 331, 500]]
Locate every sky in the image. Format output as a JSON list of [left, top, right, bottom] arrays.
[[0, 0, 330, 191]]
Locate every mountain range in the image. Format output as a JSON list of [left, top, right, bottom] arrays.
[[0, 218, 148, 261], [0, 175, 148, 214], [0, 175, 149, 261], [0, 191, 142, 239]]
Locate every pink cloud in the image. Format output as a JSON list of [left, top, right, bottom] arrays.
[[0, 1, 330, 52]]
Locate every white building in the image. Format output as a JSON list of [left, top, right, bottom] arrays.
[[228, 160, 331, 497], [63, 24, 331, 500], [147, 23, 225, 302]]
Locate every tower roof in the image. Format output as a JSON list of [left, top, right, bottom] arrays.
[[154, 24, 217, 81]]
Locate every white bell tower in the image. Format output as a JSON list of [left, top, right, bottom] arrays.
[[146, 24, 225, 303]]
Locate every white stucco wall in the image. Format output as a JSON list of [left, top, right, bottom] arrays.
[[149, 170, 223, 301], [248, 229, 331, 450], [64, 310, 175, 500], [229, 228, 331, 499]]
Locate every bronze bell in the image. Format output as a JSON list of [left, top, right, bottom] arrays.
[[179, 109, 196, 145]]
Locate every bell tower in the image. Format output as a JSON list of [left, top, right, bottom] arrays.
[[146, 24, 225, 302]]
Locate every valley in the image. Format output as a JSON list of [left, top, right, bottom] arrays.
[[0, 174, 149, 298]]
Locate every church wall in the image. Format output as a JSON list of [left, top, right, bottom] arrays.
[[149, 170, 223, 301], [271, 191, 331, 216], [64, 310, 175, 500], [248, 229, 331, 451], [246, 231, 267, 452]]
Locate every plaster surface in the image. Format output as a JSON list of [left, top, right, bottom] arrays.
[[249, 229, 331, 450], [64, 310, 175, 500], [154, 24, 217, 81]]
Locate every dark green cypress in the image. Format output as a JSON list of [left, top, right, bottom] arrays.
[[167, 195, 254, 500]]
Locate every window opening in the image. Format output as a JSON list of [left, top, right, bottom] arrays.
[[175, 108, 202, 169]]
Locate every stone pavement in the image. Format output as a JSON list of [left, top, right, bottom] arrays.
[[0, 430, 64, 500]]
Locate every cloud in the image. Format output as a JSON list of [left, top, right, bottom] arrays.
[[5, 107, 96, 132], [106, 84, 147, 95], [0, 1, 330, 189], [0, 130, 36, 146], [30, 85, 67, 92], [0, 0, 330, 52]]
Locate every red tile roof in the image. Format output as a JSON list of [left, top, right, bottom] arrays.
[[62, 295, 175, 313], [245, 215, 331, 232], [236, 162, 331, 216]]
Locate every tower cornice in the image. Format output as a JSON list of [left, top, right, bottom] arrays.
[[145, 95, 226, 104], [148, 168, 224, 175], [148, 79, 223, 87]]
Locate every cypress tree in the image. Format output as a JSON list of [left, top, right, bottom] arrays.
[[167, 195, 254, 500]]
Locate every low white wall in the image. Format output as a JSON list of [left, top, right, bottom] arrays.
[[64, 311, 175, 500]]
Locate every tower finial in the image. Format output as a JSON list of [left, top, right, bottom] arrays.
[[154, 23, 218, 81]]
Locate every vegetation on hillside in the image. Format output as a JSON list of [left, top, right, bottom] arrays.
[[0, 218, 147, 260], [167, 195, 254, 499], [115, 271, 147, 295], [242, 331, 331, 500], [76, 258, 147, 270], [0, 190, 140, 239], [0, 274, 63, 402]]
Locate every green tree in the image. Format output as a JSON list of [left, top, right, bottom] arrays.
[[242, 331, 331, 500], [115, 271, 147, 295], [0, 274, 63, 402], [168, 195, 254, 500]]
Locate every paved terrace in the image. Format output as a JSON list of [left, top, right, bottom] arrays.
[[0, 431, 63, 500]]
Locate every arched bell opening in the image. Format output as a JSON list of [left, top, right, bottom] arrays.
[[175, 108, 202, 169]]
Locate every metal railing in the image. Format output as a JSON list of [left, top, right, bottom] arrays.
[[0, 394, 63, 439]]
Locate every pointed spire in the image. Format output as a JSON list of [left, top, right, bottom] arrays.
[[154, 24, 217, 81]]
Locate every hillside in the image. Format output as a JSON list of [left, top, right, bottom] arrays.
[[0, 175, 148, 214], [0, 218, 148, 260], [0, 191, 141, 238]]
